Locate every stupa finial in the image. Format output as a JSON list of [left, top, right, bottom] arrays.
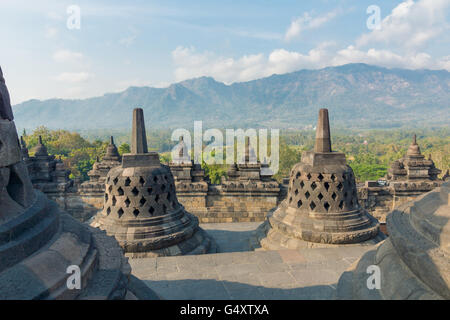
[[314, 108, 332, 153], [131, 108, 148, 154]]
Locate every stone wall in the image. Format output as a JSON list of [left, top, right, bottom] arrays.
[[358, 180, 443, 223]]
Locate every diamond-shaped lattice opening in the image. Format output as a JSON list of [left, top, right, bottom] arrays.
[[318, 173, 324, 181], [164, 175, 168, 181], [344, 191, 348, 198], [133, 209, 139, 217], [297, 200, 303, 208], [131, 187, 139, 196], [117, 208, 124, 218], [339, 200, 344, 209], [324, 202, 330, 212], [350, 199, 354, 207], [324, 182, 330, 191], [162, 204, 167, 213], [311, 182, 317, 190], [294, 189, 299, 196], [309, 201, 316, 210], [161, 184, 166, 191], [106, 207, 111, 215], [149, 206, 155, 215], [140, 197, 146, 206], [147, 187, 153, 195], [117, 187, 124, 196], [318, 193, 323, 200], [124, 197, 131, 207], [139, 177, 145, 186], [289, 197, 293, 203], [108, 185, 113, 192], [331, 174, 336, 182], [125, 177, 131, 186], [167, 193, 171, 201], [107, 177, 110, 183], [153, 176, 158, 183], [337, 182, 343, 190], [300, 181, 305, 189], [342, 174, 346, 181], [112, 196, 117, 206], [332, 192, 337, 200], [113, 177, 118, 185], [305, 191, 310, 199], [306, 173, 312, 180], [105, 193, 108, 201], [155, 194, 160, 203], [296, 171, 301, 179]]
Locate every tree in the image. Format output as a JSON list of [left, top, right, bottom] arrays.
[[118, 143, 130, 155]]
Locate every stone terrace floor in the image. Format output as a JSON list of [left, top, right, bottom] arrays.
[[129, 222, 375, 300]]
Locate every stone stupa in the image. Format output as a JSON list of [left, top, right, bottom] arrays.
[[387, 134, 441, 181], [338, 181, 450, 299], [253, 108, 383, 250], [93, 108, 215, 257], [86, 136, 122, 185], [0, 66, 156, 300]]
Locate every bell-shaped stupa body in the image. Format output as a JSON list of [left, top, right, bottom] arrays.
[[338, 181, 450, 300], [0, 66, 157, 300], [254, 109, 382, 249], [93, 108, 215, 257]]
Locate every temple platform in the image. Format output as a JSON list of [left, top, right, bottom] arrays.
[[129, 222, 377, 299]]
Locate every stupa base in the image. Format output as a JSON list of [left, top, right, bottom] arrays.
[[250, 206, 384, 251], [337, 183, 450, 300]]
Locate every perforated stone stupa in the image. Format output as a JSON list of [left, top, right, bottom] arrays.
[[338, 181, 450, 300], [253, 109, 382, 250], [0, 66, 154, 300], [93, 108, 215, 257]]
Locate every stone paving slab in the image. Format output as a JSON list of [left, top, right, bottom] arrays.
[[130, 245, 375, 300], [200, 222, 262, 253]]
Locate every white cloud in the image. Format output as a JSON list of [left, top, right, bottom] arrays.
[[357, 0, 450, 49], [285, 9, 341, 41], [54, 72, 92, 83], [45, 26, 58, 39], [52, 50, 84, 63], [172, 43, 450, 84], [172, 44, 337, 83]]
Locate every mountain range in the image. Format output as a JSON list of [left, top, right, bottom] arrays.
[[13, 63, 450, 131]]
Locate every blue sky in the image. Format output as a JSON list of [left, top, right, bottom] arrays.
[[0, 0, 449, 103]]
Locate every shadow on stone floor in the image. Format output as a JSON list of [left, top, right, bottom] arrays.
[[202, 229, 257, 253], [143, 278, 336, 300]]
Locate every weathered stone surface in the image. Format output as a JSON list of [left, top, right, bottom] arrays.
[[0, 68, 155, 300], [93, 108, 216, 257], [254, 109, 383, 250], [358, 135, 444, 224], [337, 181, 450, 300]]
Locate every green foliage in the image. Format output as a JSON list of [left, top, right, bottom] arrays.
[[202, 161, 227, 184], [118, 143, 130, 155], [24, 126, 107, 181], [273, 138, 303, 182], [22, 126, 449, 184]]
